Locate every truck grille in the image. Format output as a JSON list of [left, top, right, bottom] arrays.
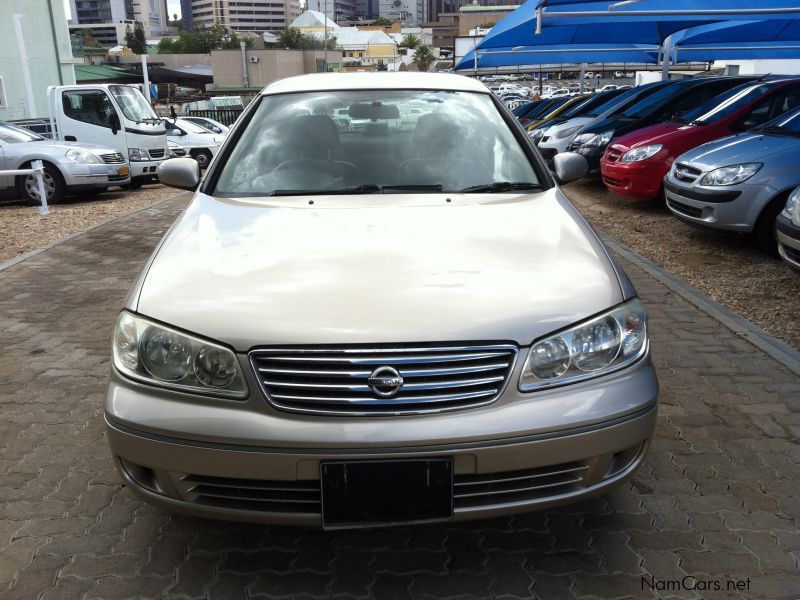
[[148, 149, 166, 159], [250, 343, 518, 416], [100, 152, 125, 164], [673, 162, 702, 183]]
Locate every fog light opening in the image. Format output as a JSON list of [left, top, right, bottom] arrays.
[[119, 458, 166, 495], [606, 443, 644, 478]]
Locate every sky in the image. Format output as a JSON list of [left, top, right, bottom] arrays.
[[63, 0, 183, 20]]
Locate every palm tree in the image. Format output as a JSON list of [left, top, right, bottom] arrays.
[[412, 44, 434, 72], [400, 34, 421, 50]]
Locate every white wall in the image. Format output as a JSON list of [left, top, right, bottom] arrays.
[[713, 59, 800, 76]]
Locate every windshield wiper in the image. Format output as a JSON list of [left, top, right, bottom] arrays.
[[458, 182, 542, 193], [269, 183, 444, 196]]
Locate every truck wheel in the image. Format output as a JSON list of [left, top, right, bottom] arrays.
[[127, 178, 144, 189], [17, 163, 65, 206], [753, 195, 786, 255], [191, 149, 212, 169]]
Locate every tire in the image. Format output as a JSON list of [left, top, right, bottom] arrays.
[[191, 149, 213, 169], [127, 178, 145, 190], [753, 195, 787, 255], [17, 162, 65, 206], [80, 188, 104, 199]]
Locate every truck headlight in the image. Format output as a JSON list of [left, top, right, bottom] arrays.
[[129, 148, 148, 162], [519, 299, 648, 392], [620, 144, 663, 163], [699, 163, 761, 186], [65, 149, 103, 164], [112, 311, 248, 398]]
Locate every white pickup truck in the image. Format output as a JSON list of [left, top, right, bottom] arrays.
[[46, 84, 168, 188]]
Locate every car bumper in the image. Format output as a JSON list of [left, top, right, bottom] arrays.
[[105, 354, 658, 526], [129, 159, 164, 180], [61, 163, 131, 188], [777, 213, 800, 271], [601, 159, 667, 201], [664, 175, 773, 232]]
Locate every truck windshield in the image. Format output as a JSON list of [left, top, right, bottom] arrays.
[[110, 85, 159, 123]]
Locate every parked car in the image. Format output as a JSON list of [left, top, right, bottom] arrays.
[[529, 88, 629, 146], [777, 187, 800, 271], [179, 116, 231, 136], [584, 72, 602, 79], [601, 79, 800, 201], [0, 121, 130, 205], [168, 140, 188, 159], [538, 81, 672, 160], [108, 72, 657, 528], [526, 95, 589, 134], [569, 77, 754, 171], [597, 84, 618, 93], [518, 97, 571, 128], [545, 88, 571, 99], [162, 118, 223, 169], [664, 105, 800, 251]]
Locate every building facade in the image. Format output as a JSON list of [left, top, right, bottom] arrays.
[[1, 0, 76, 120], [306, 0, 357, 24], [189, 0, 301, 32], [68, 0, 171, 38]]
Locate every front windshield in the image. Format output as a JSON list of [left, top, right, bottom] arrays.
[[0, 123, 44, 143], [110, 85, 159, 122], [584, 84, 654, 117], [176, 119, 214, 134], [616, 82, 689, 119], [757, 106, 800, 136], [677, 84, 772, 125], [213, 90, 541, 196]]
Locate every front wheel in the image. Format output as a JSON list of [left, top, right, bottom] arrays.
[[17, 163, 65, 206], [191, 149, 213, 169], [753, 197, 786, 255]]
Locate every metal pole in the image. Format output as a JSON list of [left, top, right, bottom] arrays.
[[579, 63, 586, 93], [240, 41, 249, 87], [45, 0, 64, 85], [13, 14, 37, 119], [32, 161, 48, 215], [661, 35, 673, 80], [324, 0, 329, 72], [141, 53, 151, 102], [473, 36, 478, 76]]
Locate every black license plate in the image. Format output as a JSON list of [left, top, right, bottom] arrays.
[[320, 458, 453, 529]]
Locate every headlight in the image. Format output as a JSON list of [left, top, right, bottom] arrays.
[[129, 148, 147, 162], [574, 130, 614, 148], [554, 125, 582, 140], [65, 149, 103, 164], [529, 128, 545, 141], [620, 144, 663, 163], [112, 311, 247, 398], [519, 298, 647, 392], [699, 163, 761, 186], [783, 186, 800, 219]]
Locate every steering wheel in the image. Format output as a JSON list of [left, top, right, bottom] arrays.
[[272, 159, 337, 176]]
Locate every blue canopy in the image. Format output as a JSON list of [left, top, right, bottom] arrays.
[[456, 44, 659, 71]]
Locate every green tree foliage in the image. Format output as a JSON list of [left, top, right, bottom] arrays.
[[81, 28, 101, 48], [156, 25, 254, 54], [399, 34, 421, 49], [277, 27, 336, 50], [372, 17, 393, 26], [412, 44, 434, 72], [125, 21, 148, 54], [375, 60, 388, 71]]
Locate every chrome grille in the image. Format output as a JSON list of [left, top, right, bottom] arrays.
[[605, 147, 624, 163], [148, 149, 166, 159], [673, 162, 702, 183], [454, 461, 588, 509], [179, 474, 320, 514], [250, 344, 518, 415], [100, 152, 125, 164]]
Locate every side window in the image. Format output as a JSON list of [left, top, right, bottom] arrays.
[[740, 96, 775, 129], [772, 88, 800, 118], [62, 90, 116, 129], [669, 89, 706, 119]]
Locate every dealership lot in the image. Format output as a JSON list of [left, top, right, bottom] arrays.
[[1, 193, 798, 600]]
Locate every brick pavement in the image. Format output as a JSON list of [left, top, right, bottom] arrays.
[[1, 193, 799, 600]]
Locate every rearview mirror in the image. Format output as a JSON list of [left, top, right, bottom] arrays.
[[349, 102, 401, 120], [553, 152, 588, 184], [157, 157, 200, 191]]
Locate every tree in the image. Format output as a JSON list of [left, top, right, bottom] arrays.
[[125, 21, 148, 54], [412, 44, 434, 72], [399, 34, 420, 50], [375, 60, 388, 71], [277, 27, 336, 50], [81, 28, 100, 47], [372, 17, 393, 26], [156, 25, 254, 53]]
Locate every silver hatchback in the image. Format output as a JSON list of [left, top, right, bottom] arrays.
[[106, 73, 658, 528]]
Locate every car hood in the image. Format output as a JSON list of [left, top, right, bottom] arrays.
[[16, 140, 123, 155], [577, 116, 630, 137], [675, 132, 799, 170], [134, 191, 623, 350], [546, 117, 593, 135], [612, 122, 686, 149]]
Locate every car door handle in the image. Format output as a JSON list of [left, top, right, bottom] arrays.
[[65, 136, 77, 141]]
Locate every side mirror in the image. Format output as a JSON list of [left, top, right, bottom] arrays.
[[157, 157, 201, 190], [110, 113, 121, 135], [553, 152, 588, 184]]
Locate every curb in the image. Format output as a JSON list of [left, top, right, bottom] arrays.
[[0, 191, 190, 274], [602, 234, 800, 378]]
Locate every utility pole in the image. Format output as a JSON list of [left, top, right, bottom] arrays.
[[324, 0, 329, 72]]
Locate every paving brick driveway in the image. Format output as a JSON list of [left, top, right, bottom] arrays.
[[1, 193, 799, 600]]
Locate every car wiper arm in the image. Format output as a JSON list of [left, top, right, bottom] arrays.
[[269, 183, 444, 197], [458, 182, 542, 193]]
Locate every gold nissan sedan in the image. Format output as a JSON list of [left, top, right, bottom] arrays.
[[107, 73, 658, 529]]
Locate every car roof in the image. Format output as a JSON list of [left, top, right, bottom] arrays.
[[262, 73, 490, 95]]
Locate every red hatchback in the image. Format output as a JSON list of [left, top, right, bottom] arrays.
[[601, 79, 800, 201]]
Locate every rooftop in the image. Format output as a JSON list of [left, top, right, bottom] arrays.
[[290, 10, 339, 29], [74, 64, 138, 82]]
